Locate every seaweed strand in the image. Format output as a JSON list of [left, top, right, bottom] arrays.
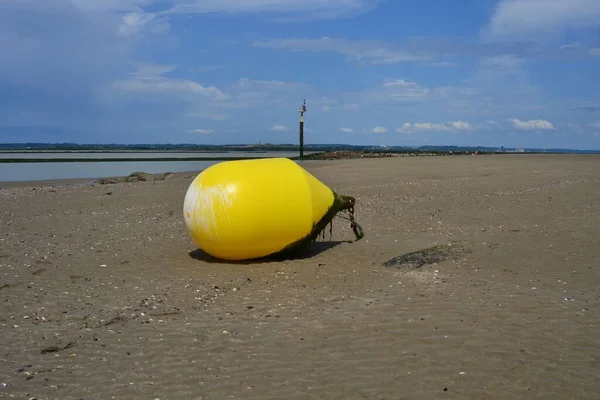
[[272, 192, 364, 258]]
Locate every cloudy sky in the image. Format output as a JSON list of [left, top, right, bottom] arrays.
[[1, 0, 599, 149]]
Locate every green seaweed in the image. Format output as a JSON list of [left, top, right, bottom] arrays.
[[272, 191, 363, 259]]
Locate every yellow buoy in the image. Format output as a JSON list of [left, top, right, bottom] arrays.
[[183, 157, 363, 261]]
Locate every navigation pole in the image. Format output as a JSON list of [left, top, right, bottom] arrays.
[[298, 100, 306, 160]]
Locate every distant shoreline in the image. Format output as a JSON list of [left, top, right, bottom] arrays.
[[1, 143, 598, 154], [3, 149, 598, 163]]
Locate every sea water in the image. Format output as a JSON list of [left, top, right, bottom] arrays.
[[0, 151, 319, 183]]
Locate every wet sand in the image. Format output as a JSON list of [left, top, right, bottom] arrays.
[[1, 154, 599, 399]]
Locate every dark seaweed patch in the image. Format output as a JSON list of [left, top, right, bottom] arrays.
[[382, 245, 456, 270], [40, 342, 75, 354]]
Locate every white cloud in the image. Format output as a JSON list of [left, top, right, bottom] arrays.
[[66, 1, 379, 41], [188, 128, 213, 134], [342, 103, 360, 111], [131, 63, 178, 78], [269, 124, 289, 132], [484, 0, 600, 40], [316, 97, 337, 111], [162, 0, 378, 20], [185, 110, 227, 120], [110, 75, 315, 126], [426, 61, 459, 68], [381, 79, 411, 88], [197, 65, 224, 72], [354, 79, 430, 107], [560, 42, 582, 50], [66, 1, 171, 36], [573, 102, 600, 113], [252, 37, 429, 65], [340, 127, 354, 133], [397, 121, 474, 133], [589, 48, 600, 56], [111, 76, 226, 99], [479, 55, 524, 68], [120, 11, 156, 36], [509, 118, 555, 130], [232, 78, 309, 92], [309, 98, 361, 112], [398, 123, 447, 133], [107, 65, 229, 125], [371, 126, 388, 134], [226, 78, 313, 109], [99, 0, 377, 27], [252, 34, 579, 68], [449, 121, 474, 130], [590, 121, 600, 128], [69, 0, 143, 13], [379, 80, 431, 98]]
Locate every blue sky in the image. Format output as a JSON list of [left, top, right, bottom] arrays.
[[1, 0, 600, 149]]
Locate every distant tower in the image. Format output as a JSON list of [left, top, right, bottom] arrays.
[[299, 100, 306, 160]]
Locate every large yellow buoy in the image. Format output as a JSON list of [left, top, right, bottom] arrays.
[[183, 157, 363, 261]]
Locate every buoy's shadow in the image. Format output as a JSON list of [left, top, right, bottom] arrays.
[[189, 240, 351, 265]]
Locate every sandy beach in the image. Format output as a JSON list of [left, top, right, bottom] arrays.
[[1, 154, 599, 399]]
